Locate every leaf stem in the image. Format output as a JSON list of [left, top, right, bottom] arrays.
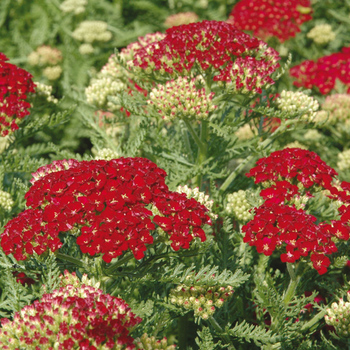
[[208, 316, 237, 350]]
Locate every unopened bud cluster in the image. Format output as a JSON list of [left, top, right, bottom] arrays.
[[60, 0, 87, 15], [148, 77, 217, 121], [283, 141, 307, 150], [169, 283, 234, 319], [59, 270, 100, 290], [276, 90, 319, 122], [226, 190, 254, 223], [177, 185, 217, 220], [135, 333, 176, 350], [72, 21, 112, 43], [325, 293, 350, 337], [164, 12, 199, 28], [27, 45, 63, 80], [34, 82, 58, 103], [307, 24, 336, 45], [0, 190, 14, 211], [304, 129, 322, 141], [337, 149, 350, 171], [94, 148, 120, 160]]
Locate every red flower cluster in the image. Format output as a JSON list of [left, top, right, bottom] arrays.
[[0, 283, 141, 350], [243, 148, 350, 275], [227, 0, 312, 43], [0, 53, 36, 136], [1, 158, 211, 262], [132, 21, 280, 94], [290, 47, 350, 94]]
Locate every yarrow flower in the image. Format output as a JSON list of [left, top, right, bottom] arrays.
[[307, 24, 336, 45], [169, 281, 234, 319], [1, 158, 211, 262], [34, 82, 58, 103], [325, 292, 350, 337], [176, 185, 217, 220], [276, 90, 319, 122], [72, 21, 112, 43], [227, 0, 312, 43], [59, 0, 87, 15], [243, 148, 350, 274], [290, 47, 350, 94], [314, 94, 350, 126], [94, 148, 121, 160], [0, 281, 141, 349], [0, 53, 36, 136], [27, 46, 63, 66], [131, 21, 280, 94], [148, 76, 217, 121], [163, 12, 199, 28]]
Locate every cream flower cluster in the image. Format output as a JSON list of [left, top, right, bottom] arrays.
[[28, 45, 63, 80], [325, 293, 350, 337], [135, 333, 176, 350], [59, 270, 100, 289], [169, 283, 234, 319], [315, 94, 350, 125], [148, 76, 217, 121], [34, 82, 58, 103], [177, 185, 217, 220], [0, 190, 14, 211], [86, 55, 125, 111], [307, 24, 336, 44], [28, 46, 63, 66], [94, 148, 121, 160], [59, 0, 87, 14], [226, 190, 254, 223], [276, 90, 319, 122], [337, 149, 350, 171], [72, 21, 112, 43], [164, 12, 199, 28]]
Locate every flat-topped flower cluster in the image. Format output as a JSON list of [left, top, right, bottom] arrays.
[[1, 158, 211, 263], [243, 148, 350, 274]]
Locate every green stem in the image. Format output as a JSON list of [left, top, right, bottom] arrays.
[[208, 316, 237, 350], [178, 314, 189, 349], [219, 154, 254, 194], [180, 120, 194, 163], [300, 309, 327, 332], [103, 252, 134, 275], [183, 119, 205, 151], [283, 262, 305, 306], [55, 252, 86, 268], [196, 120, 209, 188]]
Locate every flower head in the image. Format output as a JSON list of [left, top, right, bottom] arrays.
[[325, 293, 350, 337], [227, 0, 312, 43], [1, 158, 211, 262], [276, 90, 319, 122], [72, 21, 112, 43], [60, 0, 87, 14], [307, 24, 336, 45], [290, 47, 350, 94], [27, 46, 63, 66], [315, 94, 350, 125], [131, 21, 280, 94], [148, 76, 217, 121], [0, 53, 36, 136], [0, 283, 141, 349], [226, 190, 255, 223]]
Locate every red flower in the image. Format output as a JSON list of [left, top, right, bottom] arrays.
[[132, 21, 280, 94], [228, 0, 312, 43], [290, 47, 350, 94], [1, 158, 211, 262], [0, 53, 36, 136], [310, 253, 330, 275]]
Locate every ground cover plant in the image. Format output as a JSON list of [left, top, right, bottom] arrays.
[[1, 0, 350, 349]]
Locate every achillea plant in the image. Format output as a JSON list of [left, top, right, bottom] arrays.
[[0, 53, 36, 136], [307, 24, 336, 45], [0, 278, 141, 349], [227, 0, 312, 42], [290, 47, 350, 94], [243, 148, 350, 274], [130, 20, 280, 94], [325, 292, 350, 337], [1, 158, 211, 262]]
